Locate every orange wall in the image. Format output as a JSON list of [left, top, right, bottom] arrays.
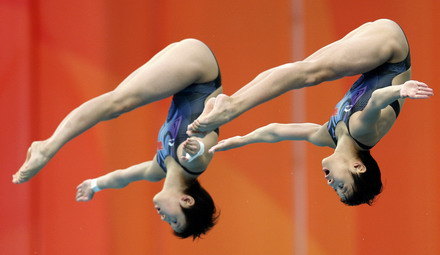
[[1, 0, 438, 255]]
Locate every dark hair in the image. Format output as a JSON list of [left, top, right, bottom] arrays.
[[342, 150, 383, 206], [173, 180, 219, 240]]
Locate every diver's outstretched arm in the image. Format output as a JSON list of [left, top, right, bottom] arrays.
[[353, 80, 434, 135], [76, 158, 165, 202], [209, 122, 332, 153]]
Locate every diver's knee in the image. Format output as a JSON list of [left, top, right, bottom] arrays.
[[291, 61, 335, 86], [106, 91, 140, 118]]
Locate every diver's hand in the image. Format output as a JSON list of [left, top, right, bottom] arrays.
[[400, 80, 434, 99], [76, 180, 95, 202], [209, 136, 245, 153]]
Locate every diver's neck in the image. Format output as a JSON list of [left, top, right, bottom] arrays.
[[335, 124, 358, 154], [162, 158, 194, 192]]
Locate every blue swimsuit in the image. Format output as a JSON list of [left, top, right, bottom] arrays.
[[156, 74, 221, 174], [327, 52, 411, 149]]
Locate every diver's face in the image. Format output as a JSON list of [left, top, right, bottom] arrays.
[[153, 192, 194, 233], [322, 154, 358, 200]]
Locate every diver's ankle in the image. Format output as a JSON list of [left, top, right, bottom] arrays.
[[227, 96, 242, 120], [37, 139, 56, 159]]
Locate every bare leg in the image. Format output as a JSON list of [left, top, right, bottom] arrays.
[[187, 19, 409, 135], [13, 39, 219, 184]]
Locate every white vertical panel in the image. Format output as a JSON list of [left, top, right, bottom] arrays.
[[291, 0, 307, 254]]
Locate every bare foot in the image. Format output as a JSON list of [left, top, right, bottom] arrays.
[[76, 180, 95, 202], [12, 141, 52, 184], [187, 94, 235, 136]]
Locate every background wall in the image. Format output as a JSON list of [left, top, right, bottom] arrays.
[[1, 0, 438, 254]]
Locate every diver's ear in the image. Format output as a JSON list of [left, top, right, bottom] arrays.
[[180, 195, 195, 208], [353, 162, 367, 173]]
